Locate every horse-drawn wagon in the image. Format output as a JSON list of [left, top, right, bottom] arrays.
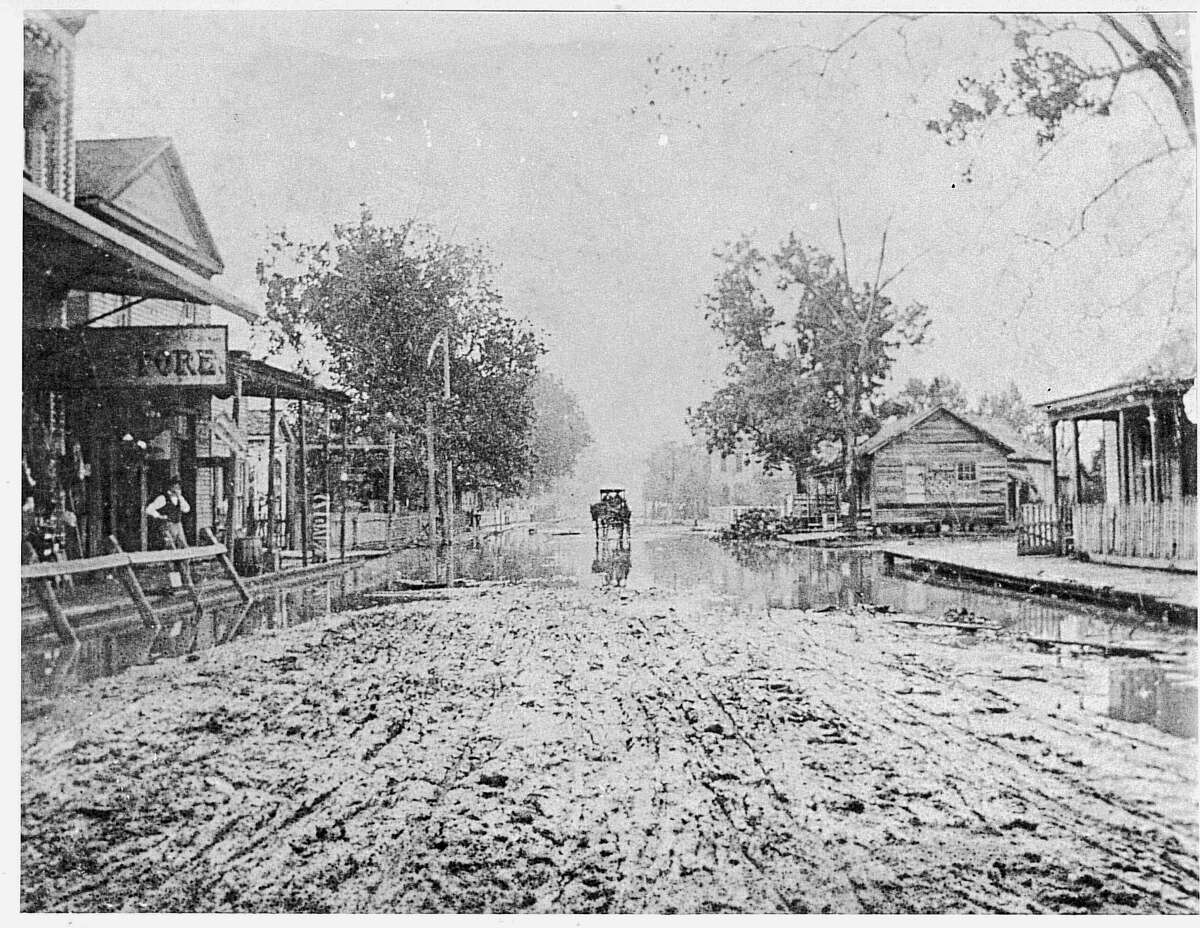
[[590, 487, 630, 544]]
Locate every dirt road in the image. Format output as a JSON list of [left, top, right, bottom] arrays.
[[21, 580, 1199, 913]]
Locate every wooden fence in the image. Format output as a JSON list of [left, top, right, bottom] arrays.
[[1072, 499, 1197, 565], [1016, 503, 1070, 556]]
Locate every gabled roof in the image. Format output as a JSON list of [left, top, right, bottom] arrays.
[[75, 137, 224, 277], [861, 405, 1050, 463], [958, 412, 1051, 463]]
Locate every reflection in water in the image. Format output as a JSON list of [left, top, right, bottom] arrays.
[[592, 538, 632, 588], [23, 526, 1197, 740], [1109, 667, 1198, 739]]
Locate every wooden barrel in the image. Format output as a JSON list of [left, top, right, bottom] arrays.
[[233, 536, 263, 577]]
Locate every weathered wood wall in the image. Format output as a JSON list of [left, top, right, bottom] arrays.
[[870, 410, 1009, 527]]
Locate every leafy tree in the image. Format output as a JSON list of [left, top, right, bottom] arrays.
[[525, 373, 593, 494], [892, 376, 970, 415], [974, 381, 1048, 450], [690, 229, 929, 514], [256, 207, 543, 498]]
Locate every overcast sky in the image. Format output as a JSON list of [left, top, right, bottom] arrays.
[[70, 10, 1195, 487]]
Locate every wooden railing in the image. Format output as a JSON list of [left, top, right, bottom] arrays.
[[1073, 499, 1197, 565], [21, 527, 252, 647]]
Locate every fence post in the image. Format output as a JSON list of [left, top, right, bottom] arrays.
[[164, 532, 203, 614], [105, 536, 159, 630], [200, 527, 253, 604], [23, 541, 79, 647]]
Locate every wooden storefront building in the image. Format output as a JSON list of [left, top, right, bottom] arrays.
[[23, 12, 347, 569]]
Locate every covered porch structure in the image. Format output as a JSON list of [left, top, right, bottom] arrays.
[[1036, 358, 1196, 569]]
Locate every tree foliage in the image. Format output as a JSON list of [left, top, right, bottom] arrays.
[[525, 373, 593, 494], [884, 376, 1048, 451], [974, 381, 1048, 450], [256, 207, 544, 496], [690, 230, 929, 506], [928, 14, 1193, 148], [892, 376, 970, 415]]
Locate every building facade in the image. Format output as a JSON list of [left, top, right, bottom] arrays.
[[23, 11, 343, 564]]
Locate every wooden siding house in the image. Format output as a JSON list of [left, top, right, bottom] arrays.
[[859, 406, 1051, 532]]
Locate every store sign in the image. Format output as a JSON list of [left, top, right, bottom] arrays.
[[26, 326, 229, 389], [88, 326, 229, 388]]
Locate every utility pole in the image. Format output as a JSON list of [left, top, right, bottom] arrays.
[[442, 327, 454, 572], [426, 400, 437, 549], [385, 428, 395, 551]]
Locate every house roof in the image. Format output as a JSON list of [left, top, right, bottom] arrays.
[[861, 405, 1050, 463], [75, 137, 224, 277]]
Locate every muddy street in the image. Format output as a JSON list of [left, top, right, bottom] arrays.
[[21, 528, 1199, 913]]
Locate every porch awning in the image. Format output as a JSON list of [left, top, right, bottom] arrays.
[[217, 351, 350, 406], [23, 180, 257, 322], [1035, 379, 1193, 421]]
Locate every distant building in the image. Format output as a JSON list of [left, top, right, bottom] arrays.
[[641, 440, 793, 522]]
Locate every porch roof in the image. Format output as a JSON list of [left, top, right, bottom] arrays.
[[1035, 379, 1193, 421], [23, 179, 256, 321], [217, 352, 350, 406]]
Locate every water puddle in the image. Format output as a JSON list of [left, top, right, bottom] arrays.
[[23, 524, 1197, 738]]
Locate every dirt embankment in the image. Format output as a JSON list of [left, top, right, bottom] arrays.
[[21, 582, 1199, 913]]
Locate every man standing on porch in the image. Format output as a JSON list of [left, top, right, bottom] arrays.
[[146, 476, 191, 550]]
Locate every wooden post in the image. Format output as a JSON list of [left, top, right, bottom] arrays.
[[1117, 408, 1127, 504], [105, 535, 158, 630], [230, 372, 244, 548], [442, 329, 455, 561], [386, 429, 395, 551], [426, 400, 437, 547], [1049, 419, 1059, 504], [339, 410, 348, 561], [87, 430, 102, 558], [107, 441, 118, 547], [164, 531, 203, 614], [138, 461, 148, 551], [1080, 420, 1089, 506], [299, 400, 310, 567], [23, 541, 78, 647], [1147, 402, 1160, 503], [266, 393, 278, 555], [323, 403, 332, 561], [200, 526, 252, 604]]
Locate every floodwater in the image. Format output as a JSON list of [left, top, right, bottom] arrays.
[[22, 523, 1198, 738]]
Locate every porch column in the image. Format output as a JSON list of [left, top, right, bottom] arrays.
[[1071, 419, 1083, 504], [339, 410, 348, 561], [1147, 402, 1160, 503], [1117, 408, 1128, 504], [1170, 400, 1183, 500], [323, 403, 332, 560], [298, 400, 309, 567], [1048, 419, 1059, 505], [266, 392, 277, 555]]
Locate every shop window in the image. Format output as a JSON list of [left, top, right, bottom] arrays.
[[956, 462, 977, 482]]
